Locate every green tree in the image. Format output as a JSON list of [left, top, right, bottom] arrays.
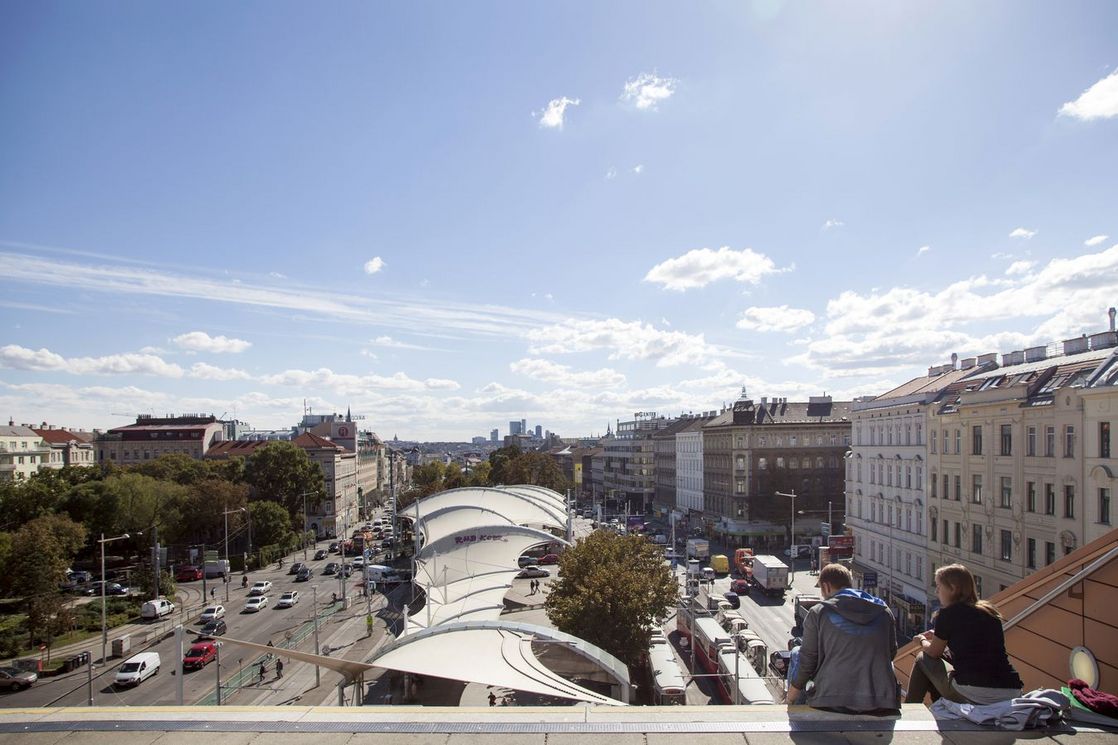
[[486, 445, 522, 485], [8, 515, 86, 648], [545, 531, 676, 668], [244, 442, 324, 519], [248, 499, 294, 548], [165, 478, 249, 546], [133, 566, 176, 601], [503, 451, 571, 493]]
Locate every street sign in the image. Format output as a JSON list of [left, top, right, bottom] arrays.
[[862, 571, 878, 588], [820, 521, 831, 538]]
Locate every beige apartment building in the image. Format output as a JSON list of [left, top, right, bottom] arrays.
[[34, 425, 96, 469], [97, 414, 225, 464], [927, 335, 1118, 600], [0, 423, 51, 481]]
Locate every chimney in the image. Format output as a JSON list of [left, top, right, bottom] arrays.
[[1090, 331, 1118, 350], [977, 353, 997, 366], [1062, 335, 1090, 355], [951, 353, 959, 370], [1110, 307, 1116, 332], [1024, 345, 1047, 362], [960, 357, 977, 370]]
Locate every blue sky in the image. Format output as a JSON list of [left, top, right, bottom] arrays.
[[2, 1, 1118, 440]]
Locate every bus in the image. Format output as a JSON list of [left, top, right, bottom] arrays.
[[646, 636, 687, 705], [715, 646, 775, 705]]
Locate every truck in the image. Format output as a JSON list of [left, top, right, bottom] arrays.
[[710, 554, 730, 576], [686, 538, 709, 559], [733, 547, 754, 576], [793, 593, 824, 633], [749, 554, 789, 597], [203, 560, 230, 579]]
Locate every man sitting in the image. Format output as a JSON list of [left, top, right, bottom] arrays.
[[786, 563, 900, 714]]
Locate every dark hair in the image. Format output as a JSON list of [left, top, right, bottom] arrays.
[[935, 563, 1002, 620]]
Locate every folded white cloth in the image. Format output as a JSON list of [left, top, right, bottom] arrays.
[[931, 689, 1070, 731]]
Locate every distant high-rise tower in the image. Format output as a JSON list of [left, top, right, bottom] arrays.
[[509, 420, 523, 436], [490, 428, 499, 442], [521, 419, 527, 434], [534, 425, 542, 438]]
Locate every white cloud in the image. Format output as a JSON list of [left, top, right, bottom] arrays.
[[527, 317, 718, 368], [991, 252, 1014, 260], [822, 219, 845, 230], [268, 271, 287, 279], [172, 330, 252, 354], [643, 246, 785, 291], [363, 257, 386, 275], [1059, 69, 1118, 121], [189, 362, 252, 381], [1085, 235, 1109, 247], [261, 367, 459, 393], [509, 358, 626, 388], [632, 164, 644, 174], [736, 306, 816, 333], [916, 245, 931, 256], [620, 72, 678, 111], [0, 344, 184, 377], [605, 167, 618, 180], [1009, 227, 1037, 239], [537, 97, 579, 129], [1005, 260, 1036, 276]]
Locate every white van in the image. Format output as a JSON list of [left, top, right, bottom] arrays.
[[114, 652, 160, 687], [140, 598, 175, 620]]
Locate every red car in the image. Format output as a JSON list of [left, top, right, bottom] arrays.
[[538, 554, 560, 565], [731, 579, 750, 595], [183, 642, 217, 670], [176, 566, 203, 582]]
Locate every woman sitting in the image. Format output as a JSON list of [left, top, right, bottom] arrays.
[[905, 563, 1023, 705]]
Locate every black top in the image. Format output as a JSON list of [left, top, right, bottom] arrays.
[[934, 602, 1023, 689]]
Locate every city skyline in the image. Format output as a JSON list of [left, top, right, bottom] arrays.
[[2, 3, 1118, 440]]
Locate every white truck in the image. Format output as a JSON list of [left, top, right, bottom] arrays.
[[686, 538, 709, 559], [203, 560, 230, 579], [749, 554, 789, 597]]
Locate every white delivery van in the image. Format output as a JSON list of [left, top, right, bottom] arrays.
[[140, 598, 175, 620], [114, 652, 160, 687]]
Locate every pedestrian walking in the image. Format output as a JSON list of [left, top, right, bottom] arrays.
[[276, 659, 284, 679], [488, 692, 497, 707], [258, 661, 266, 685], [211, 587, 216, 600]]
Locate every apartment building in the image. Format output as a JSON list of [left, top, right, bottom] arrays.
[[702, 391, 851, 549], [33, 425, 96, 469], [846, 366, 973, 637], [97, 414, 225, 464], [603, 414, 670, 515], [927, 335, 1118, 605], [676, 415, 715, 518], [651, 417, 696, 519], [0, 423, 51, 481], [1082, 350, 1118, 544]]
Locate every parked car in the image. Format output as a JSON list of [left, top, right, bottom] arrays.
[[248, 581, 272, 596], [176, 566, 203, 582], [340, 564, 353, 576], [723, 591, 741, 609], [295, 567, 312, 582], [114, 652, 160, 687], [351, 556, 365, 570], [199, 605, 225, 623], [86, 581, 128, 597], [0, 666, 37, 691], [288, 562, 305, 576], [517, 566, 550, 579], [731, 579, 751, 595], [329, 542, 340, 553], [199, 618, 227, 637], [276, 591, 299, 608], [313, 549, 328, 561], [539, 554, 560, 565], [243, 596, 268, 613], [67, 570, 93, 584], [322, 562, 339, 575], [517, 555, 536, 568], [182, 642, 217, 670]]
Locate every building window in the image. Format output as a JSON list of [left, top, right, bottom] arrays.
[[955, 429, 962, 454], [1064, 485, 1075, 518], [916, 466, 923, 491], [1045, 484, 1056, 515], [954, 522, 962, 548], [972, 474, 983, 504], [931, 430, 937, 454], [1027, 426, 1036, 456], [1100, 488, 1111, 525], [905, 466, 912, 489], [943, 429, 949, 454], [942, 519, 949, 544], [1102, 422, 1112, 459], [972, 426, 983, 455], [736, 480, 746, 494], [1065, 426, 1076, 458], [1045, 426, 1055, 457], [972, 524, 983, 554], [931, 518, 938, 542], [886, 467, 892, 486], [954, 475, 961, 501], [1027, 538, 1036, 569], [1000, 477, 1012, 509], [1027, 481, 1036, 512], [1000, 424, 1012, 456], [1000, 530, 1012, 561], [1045, 541, 1056, 566], [916, 422, 923, 444], [931, 473, 937, 498]]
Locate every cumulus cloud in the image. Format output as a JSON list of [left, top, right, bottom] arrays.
[[644, 246, 785, 291], [363, 257, 386, 275], [1005, 260, 1036, 276], [527, 318, 718, 367], [822, 219, 845, 230], [1009, 227, 1037, 239], [917, 245, 931, 256], [537, 97, 579, 129], [172, 330, 252, 354], [189, 362, 252, 381], [620, 72, 678, 110], [633, 164, 644, 174], [605, 167, 618, 180], [261, 367, 459, 393], [1059, 69, 1118, 121], [736, 306, 816, 333], [0, 345, 184, 377], [509, 357, 626, 388], [1085, 235, 1109, 247]]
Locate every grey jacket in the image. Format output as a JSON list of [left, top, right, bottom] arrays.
[[790, 588, 900, 712]]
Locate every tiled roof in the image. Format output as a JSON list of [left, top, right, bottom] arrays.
[[0, 425, 41, 438], [33, 428, 91, 445], [205, 441, 269, 458], [292, 432, 345, 450]]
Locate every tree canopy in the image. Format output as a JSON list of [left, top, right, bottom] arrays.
[[243, 441, 324, 519], [544, 531, 677, 668]]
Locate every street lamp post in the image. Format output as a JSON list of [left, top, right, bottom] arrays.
[[776, 490, 797, 580], [311, 586, 321, 687], [99, 532, 134, 664], [221, 507, 244, 603]]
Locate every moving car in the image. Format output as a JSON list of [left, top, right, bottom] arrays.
[[322, 562, 339, 575], [730, 579, 751, 595], [723, 591, 741, 609], [176, 566, 203, 582], [313, 549, 328, 561], [140, 598, 175, 620], [538, 554, 560, 565], [243, 596, 268, 613], [248, 581, 272, 596], [351, 556, 366, 569], [276, 591, 299, 608], [114, 652, 160, 687], [288, 562, 305, 576], [86, 581, 129, 597], [294, 567, 312, 582], [329, 542, 340, 553], [200, 605, 225, 623], [0, 666, 37, 691], [517, 565, 550, 579], [199, 618, 227, 637], [182, 642, 217, 670]]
